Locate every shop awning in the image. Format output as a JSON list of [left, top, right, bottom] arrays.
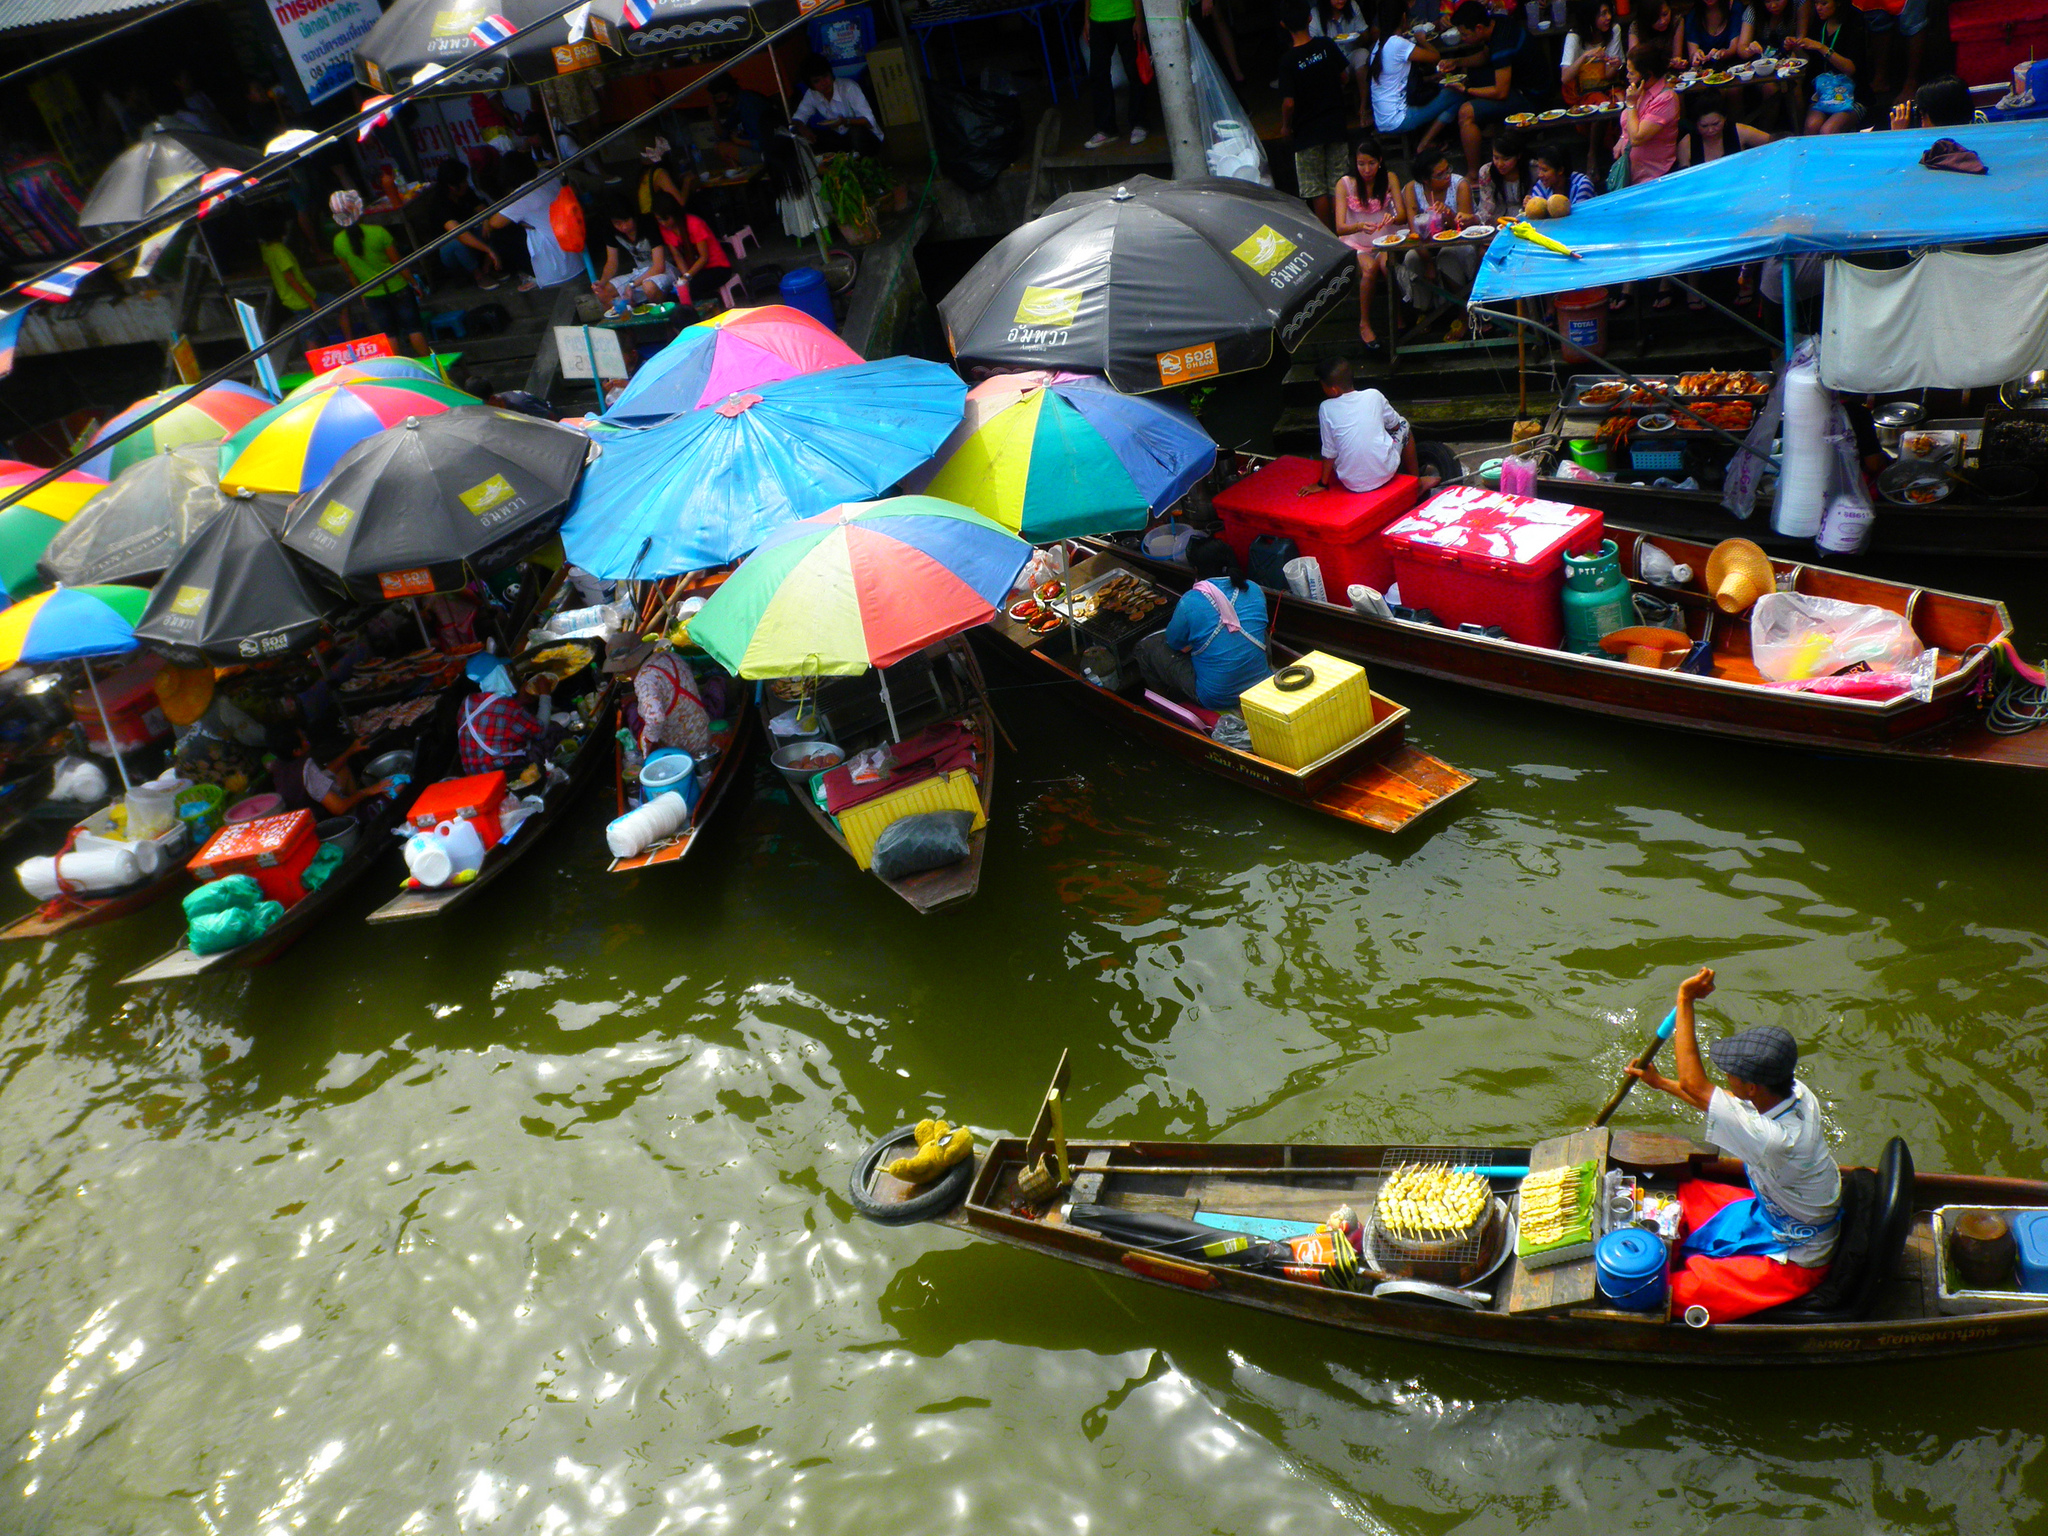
[[0, 0, 170, 35], [1470, 121, 2048, 306]]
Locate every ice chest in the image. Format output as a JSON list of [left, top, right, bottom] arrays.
[[1211, 455, 1419, 598], [72, 655, 171, 754], [1238, 650, 1374, 769], [1379, 485, 1604, 649], [2015, 1210, 2048, 1294], [407, 771, 509, 846], [190, 809, 319, 906]]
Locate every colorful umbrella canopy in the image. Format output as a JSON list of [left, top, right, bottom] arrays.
[[78, 381, 273, 480], [603, 306, 864, 426], [688, 496, 1032, 680], [561, 355, 967, 579], [219, 378, 475, 497], [136, 498, 342, 667], [39, 443, 241, 587], [940, 175, 1355, 393], [283, 407, 593, 604], [905, 370, 1216, 541], [0, 466, 109, 599], [355, 0, 601, 94], [283, 357, 445, 401], [76, 122, 259, 229], [0, 585, 148, 667]]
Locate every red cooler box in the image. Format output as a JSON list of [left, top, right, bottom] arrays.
[[1211, 456, 1419, 598], [407, 771, 509, 846], [189, 810, 320, 906], [71, 655, 169, 755], [1380, 486, 1604, 649]]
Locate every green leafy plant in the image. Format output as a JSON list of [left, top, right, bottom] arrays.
[[817, 154, 872, 230]]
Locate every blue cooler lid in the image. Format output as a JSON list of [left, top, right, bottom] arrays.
[[1594, 1227, 1664, 1279], [2013, 1210, 2048, 1266]]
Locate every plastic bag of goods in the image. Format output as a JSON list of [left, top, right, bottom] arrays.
[[189, 901, 283, 955], [1188, 25, 1271, 185], [48, 756, 107, 805], [870, 811, 975, 881], [17, 844, 142, 901], [1749, 592, 1933, 694]]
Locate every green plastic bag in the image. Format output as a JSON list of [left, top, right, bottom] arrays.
[[300, 842, 345, 893], [182, 874, 263, 923], [187, 900, 283, 955]]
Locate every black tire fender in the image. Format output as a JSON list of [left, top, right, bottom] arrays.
[[849, 1124, 975, 1225], [1274, 663, 1315, 692]]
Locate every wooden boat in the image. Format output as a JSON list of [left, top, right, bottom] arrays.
[[0, 864, 186, 942], [608, 686, 753, 873], [982, 548, 1473, 834], [763, 634, 995, 914], [856, 1059, 2048, 1367], [1100, 512, 2048, 771], [363, 677, 621, 924]]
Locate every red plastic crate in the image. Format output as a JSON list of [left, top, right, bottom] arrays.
[[1379, 486, 1604, 649], [189, 809, 319, 906], [406, 771, 509, 847], [1211, 455, 1419, 598]]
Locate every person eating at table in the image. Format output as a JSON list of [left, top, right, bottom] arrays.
[[1624, 967, 1842, 1323], [1396, 146, 1478, 323], [1332, 135, 1406, 355], [1302, 357, 1437, 497], [1134, 539, 1272, 713], [707, 73, 772, 166]]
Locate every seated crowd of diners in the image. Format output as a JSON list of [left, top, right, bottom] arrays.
[[1275, 0, 1975, 349]]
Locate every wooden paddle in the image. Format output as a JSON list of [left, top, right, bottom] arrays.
[[1590, 1008, 1678, 1127]]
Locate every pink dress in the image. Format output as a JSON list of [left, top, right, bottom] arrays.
[[1336, 175, 1405, 252]]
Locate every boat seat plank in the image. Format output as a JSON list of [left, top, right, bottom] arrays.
[[1505, 1127, 1611, 1316]]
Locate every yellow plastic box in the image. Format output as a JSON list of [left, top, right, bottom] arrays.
[[1238, 651, 1374, 769], [836, 767, 985, 870]]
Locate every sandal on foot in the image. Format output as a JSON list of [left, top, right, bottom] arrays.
[[1651, 292, 1676, 311], [1608, 293, 1633, 312]]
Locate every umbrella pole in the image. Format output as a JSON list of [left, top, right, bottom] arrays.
[[82, 663, 136, 798], [767, 45, 831, 266], [879, 668, 901, 742], [410, 597, 434, 651]]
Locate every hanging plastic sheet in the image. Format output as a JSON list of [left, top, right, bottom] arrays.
[[1820, 244, 2048, 393], [1187, 23, 1270, 186]]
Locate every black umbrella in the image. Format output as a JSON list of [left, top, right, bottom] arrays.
[[939, 176, 1356, 394], [587, 0, 794, 61], [38, 444, 235, 587], [76, 121, 259, 229], [355, 0, 603, 95], [282, 407, 593, 605], [134, 497, 343, 667]]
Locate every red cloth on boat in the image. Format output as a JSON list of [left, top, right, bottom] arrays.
[[818, 720, 979, 815], [1668, 1177, 1830, 1323]]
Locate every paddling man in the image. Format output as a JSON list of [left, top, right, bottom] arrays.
[[1626, 968, 1842, 1322]]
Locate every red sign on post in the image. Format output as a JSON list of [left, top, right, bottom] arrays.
[[305, 334, 397, 374]]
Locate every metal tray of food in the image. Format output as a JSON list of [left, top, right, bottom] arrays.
[[1631, 402, 1761, 437], [1066, 568, 1173, 645], [1564, 375, 1680, 411], [1931, 1206, 2048, 1315], [1671, 369, 1774, 400]]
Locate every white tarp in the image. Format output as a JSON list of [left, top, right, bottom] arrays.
[[1820, 244, 2048, 393]]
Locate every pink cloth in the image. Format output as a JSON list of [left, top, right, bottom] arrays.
[[818, 720, 978, 815]]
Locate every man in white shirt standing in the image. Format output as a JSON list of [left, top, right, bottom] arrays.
[[1301, 358, 1437, 498], [792, 55, 885, 158], [1626, 967, 1844, 1322]]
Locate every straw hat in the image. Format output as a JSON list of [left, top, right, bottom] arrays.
[[1598, 626, 1693, 669], [154, 664, 215, 728], [1706, 538, 1774, 615]]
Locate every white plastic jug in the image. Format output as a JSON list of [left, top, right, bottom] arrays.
[[437, 817, 487, 879], [403, 829, 454, 888]]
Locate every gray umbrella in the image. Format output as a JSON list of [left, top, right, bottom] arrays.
[[283, 406, 594, 604], [38, 443, 240, 588], [939, 175, 1355, 394], [134, 496, 343, 668], [76, 121, 259, 230]]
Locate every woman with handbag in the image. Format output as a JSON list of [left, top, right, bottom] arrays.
[[1789, 0, 1867, 133]]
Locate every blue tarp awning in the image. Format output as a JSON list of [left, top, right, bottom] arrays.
[[1471, 121, 2048, 305]]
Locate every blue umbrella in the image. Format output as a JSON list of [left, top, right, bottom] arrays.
[[559, 356, 967, 579]]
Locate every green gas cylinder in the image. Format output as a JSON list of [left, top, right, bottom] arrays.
[[1562, 540, 1632, 655]]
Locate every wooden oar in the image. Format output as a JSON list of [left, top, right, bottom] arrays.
[[1590, 1008, 1678, 1127]]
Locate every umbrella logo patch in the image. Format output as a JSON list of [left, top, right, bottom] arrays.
[[1156, 343, 1219, 388], [460, 474, 519, 516], [1014, 286, 1085, 326], [1232, 227, 1296, 276], [168, 585, 208, 617], [316, 500, 356, 538], [379, 568, 436, 599]]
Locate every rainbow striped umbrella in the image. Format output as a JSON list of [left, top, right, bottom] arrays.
[[0, 584, 147, 666], [906, 370, 1216, 542], [284, 356, 445, 401], [0, 465, 109, 598], [603, 306, 864, 426], [218, 378, 475, 496], [78, 381, 273, 479], [689, 496, 1032, 694]]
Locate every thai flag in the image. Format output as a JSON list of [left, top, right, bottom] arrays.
[[20, 261, 100, 303], [0, 308, 23, 381], [358, 95, 399, 141], [195, 168, 245, 219], [621, 0, 654, 27], [468, 11, 517, 47]]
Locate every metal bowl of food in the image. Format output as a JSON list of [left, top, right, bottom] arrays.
[[1878, 460, 1953, 506], [364, 749, 415, 780]]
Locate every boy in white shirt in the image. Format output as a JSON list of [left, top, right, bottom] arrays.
[[792, 55, 884, 157], [1301, 358, 1435, 497]]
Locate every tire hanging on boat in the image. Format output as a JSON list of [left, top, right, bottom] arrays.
[[849, 1125, 975, 1225]]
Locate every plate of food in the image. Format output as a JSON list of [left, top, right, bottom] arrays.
[[1442, 72, 1467, 86], [1434, 229, 1463, 242], [1703, 69, 1734, 84], [1567, 103, 1599, 116], [1637, 412, 1677, 433], [1028, 610, 1065, 634], [1579, 380, 1629, 406], [1008, 598, 1043, 622], [1460, 223, 1496, 239], [1506, 111, 1536, 125], [1539, 108, 1568, 120], [1373, 231, 1408, 247]]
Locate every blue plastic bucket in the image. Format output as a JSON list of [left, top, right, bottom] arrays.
[[1594, 1228, 1668, 1312], [778, 267, 837, 332]]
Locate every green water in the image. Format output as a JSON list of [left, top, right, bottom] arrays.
[[6, 605, 2048, 1534]]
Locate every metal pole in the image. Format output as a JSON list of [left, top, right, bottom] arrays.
[[82, 664, 135, 797], [1137, 0, 1204, 179], [1780, 257, 1796, 361], [878, 668, 901, 740]]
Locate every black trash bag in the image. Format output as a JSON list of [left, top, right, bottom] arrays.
[[927, 83, 1024, 193], [870, 810, 975, 881]]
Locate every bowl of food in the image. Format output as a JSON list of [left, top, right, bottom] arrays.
[[771, 740, 845, 785], [1879, 460, 1953, 505], [1373, 231, 1408, 247], [1637, 412, 1677, 432], [1460, 223, 1496, 239]]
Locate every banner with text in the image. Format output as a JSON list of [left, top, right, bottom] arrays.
[[269, 0, 383, 106]]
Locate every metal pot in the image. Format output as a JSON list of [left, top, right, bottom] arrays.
[[1871, 400, 1925, 452], [2000, 370, 2048, 411]]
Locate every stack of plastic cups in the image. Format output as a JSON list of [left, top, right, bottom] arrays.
[[1772, 359, 1827, 539]]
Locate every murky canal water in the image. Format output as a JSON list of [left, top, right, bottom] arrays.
[[3, 569, 2048, 1534]]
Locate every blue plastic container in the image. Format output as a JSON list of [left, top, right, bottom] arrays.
[[779, 267, 837, 332], [1594, 1228, 1669, 1312], [2014, 1210, 2048, 1294]]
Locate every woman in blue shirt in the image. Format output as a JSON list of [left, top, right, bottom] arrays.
[[1134, 540, 1272, 712]]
